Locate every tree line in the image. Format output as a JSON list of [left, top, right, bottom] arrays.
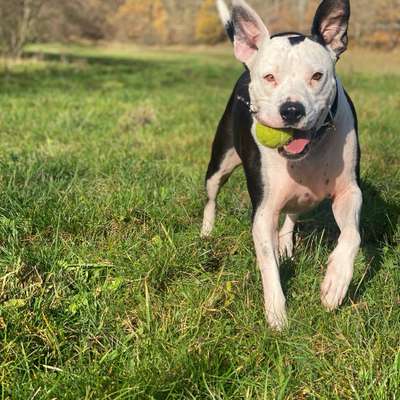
[[0, 0, 398, 58]]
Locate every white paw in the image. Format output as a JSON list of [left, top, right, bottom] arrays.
[[321, 260, 353, 311], [279, 234, 294, 259], [201, 221, 213, 238], [265, 298, 288, 331], [201, 202, 216, 238]]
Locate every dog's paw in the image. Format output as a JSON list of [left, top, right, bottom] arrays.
[[265, 298, 288, 331], [268, 312, 288, 332], [279, 234, 294, 259], [201, 202, 216, 238], [321, 260, 353, 310], [200, 222, 213, 238]]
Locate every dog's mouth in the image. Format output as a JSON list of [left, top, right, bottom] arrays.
[[278, 129, 314, 160]]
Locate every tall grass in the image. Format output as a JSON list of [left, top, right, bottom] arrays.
[[0, 45, 399, 399]]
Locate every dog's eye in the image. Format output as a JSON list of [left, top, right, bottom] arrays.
[[312, 72, 323, 81], [264, 74, 276, 83]]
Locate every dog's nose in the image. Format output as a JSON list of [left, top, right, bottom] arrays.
[[280, 102, 306, 125]]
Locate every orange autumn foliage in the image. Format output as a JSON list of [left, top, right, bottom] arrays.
[[195, 0, 225, 44]]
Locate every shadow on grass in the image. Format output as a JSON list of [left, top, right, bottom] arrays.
[[1, 51, 153, 90], [3, 50, 397, 303], [280, 258, 297, 297], [0, 50, 235, 97], [296, 180, 399, 302], [194, 178, 398, 302], [23, 50, 158, 68], [0, 58, 181, 98], [351, 180, 399, 300]]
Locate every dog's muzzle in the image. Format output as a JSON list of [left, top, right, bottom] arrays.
[[278, 85, 339, 161]]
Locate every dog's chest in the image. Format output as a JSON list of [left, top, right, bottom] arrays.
[[282, 160, 336, 212], [260, 135, 346, 213]]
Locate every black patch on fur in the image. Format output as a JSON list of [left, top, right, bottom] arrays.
[[344, 90, 361, 185], [205, 89, 236, 182], [288, 35, 306, 45], [271, 32, 312, 47], [331, 81, 339, 116], [226, 20, 235, 43], [232, 72, 264, 218], [204, 71, 264, 219], [310, 33, 327, 47], [271, 31, 305, 38], [271, 32, 307, 46]]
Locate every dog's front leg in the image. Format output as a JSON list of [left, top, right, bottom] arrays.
[[321, 184, 362, 310], [253, 206, 287, 330]]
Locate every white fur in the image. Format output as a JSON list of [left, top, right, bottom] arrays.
[[252, 204, 287, 330], [216, 0, 230, 27], [321, 185, 362, 309], [226, 0, 338, 131], [249, 84, 361, 328], [249, 36, 337, 132], [279, 214, 298, 258]]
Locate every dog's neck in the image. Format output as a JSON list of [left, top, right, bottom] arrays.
[[312, 79, 339, 141]]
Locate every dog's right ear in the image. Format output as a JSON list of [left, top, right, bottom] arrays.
[[229, 0, 270, 65]]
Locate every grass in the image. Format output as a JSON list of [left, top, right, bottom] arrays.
[[0, 44, 399, 399]]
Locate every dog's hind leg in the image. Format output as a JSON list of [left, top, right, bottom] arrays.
[[201, 147, 241, 237], [201, 99, 242, 237], [279, 214, 298, 259]]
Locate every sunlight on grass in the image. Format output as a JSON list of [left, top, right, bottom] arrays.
[[0, 45, 399, 399]]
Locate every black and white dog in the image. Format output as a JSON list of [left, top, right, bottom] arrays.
[[201, 0, 362, 330]]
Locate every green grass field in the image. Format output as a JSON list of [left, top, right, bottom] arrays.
[[0, 44, 399, 399]]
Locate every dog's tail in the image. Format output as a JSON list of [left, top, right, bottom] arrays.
[[216, 0, 234, 43]]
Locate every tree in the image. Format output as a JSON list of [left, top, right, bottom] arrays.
[[112, 0, 169, 44], [1, 0, 397, 49], [0, 0, 48, 58], [153, 0, 169, 43], [373, 0, 400, 49], [195, 0, 224, 44], [38, 0, 124, 43]]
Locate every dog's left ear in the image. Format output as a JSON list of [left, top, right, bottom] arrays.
[[311, 0, 350, 58]]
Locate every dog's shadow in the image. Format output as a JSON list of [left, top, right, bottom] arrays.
[[350, 180, 399, 300], [287, 180, 399, 301]]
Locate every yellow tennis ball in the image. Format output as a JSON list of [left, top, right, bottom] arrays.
[[255, 123, 293, 148]]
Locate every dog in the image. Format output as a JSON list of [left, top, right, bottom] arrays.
[[201, 0, 362, 330]]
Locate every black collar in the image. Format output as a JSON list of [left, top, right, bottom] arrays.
[[316, 80, 339, 134]]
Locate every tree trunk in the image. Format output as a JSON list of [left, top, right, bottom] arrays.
[[0, 0, 47, 59]]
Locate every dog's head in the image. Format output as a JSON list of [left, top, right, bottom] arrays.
[[220, 0, 351, 159]]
